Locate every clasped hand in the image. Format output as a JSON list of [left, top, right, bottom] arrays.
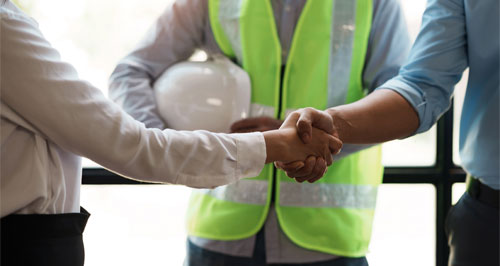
[[231, 108, 341, 183], [275, 108, 340, 183]]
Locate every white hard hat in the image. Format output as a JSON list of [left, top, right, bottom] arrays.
[[154, 55, 251, 133]]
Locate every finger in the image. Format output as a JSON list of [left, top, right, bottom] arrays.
[[307, 157, 327, 183], [297, 108, 335, 138], [310, 110, 335, 136], [322, 137, 334, 166], [274, 161, 285, 170], [328, 135, 343, 156], [325, 149, 333, 166], [275, 161, 305, 172], [255, 125, 278, 132], [291, 156, 316, 181], [259, 116, 278, 127], [232, 117, 281, 133], [231, 127, 260, 133], [230, 118, 258, 132], [296, 111, 313, 144], [280, 112, 300, 129], [308, 162, 328, 183]]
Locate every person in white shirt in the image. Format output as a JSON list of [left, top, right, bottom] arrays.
[[0, 1, 341, 265]]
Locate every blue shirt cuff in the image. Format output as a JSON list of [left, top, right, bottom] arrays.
[[376, 77, 434, 135]]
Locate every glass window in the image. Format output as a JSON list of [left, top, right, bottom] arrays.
[[368, 184, 436, 266], [81, 185, 192, 266]]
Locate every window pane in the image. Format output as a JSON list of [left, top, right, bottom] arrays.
[[82, 185, 436, 266], [81, 185, 192, 266], [368, 184, 436, 266], [452, 183, 466, 205], [382, 126, 436, 167], [382, 0, 436, 167], [453, 71, 469, 166]]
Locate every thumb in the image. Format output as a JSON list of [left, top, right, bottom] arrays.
[[310, 110, 334, 136], [296, 108, 334, 143]]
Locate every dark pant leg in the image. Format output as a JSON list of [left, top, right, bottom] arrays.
[[445, 192, 500, 266], [1, 208, 90, 266], [273, 256, 368, 266], [309, 257, 368, 266], [185, 229, 267, 266]]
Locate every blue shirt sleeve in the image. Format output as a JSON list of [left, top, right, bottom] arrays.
[[377, 0, 468, 134]]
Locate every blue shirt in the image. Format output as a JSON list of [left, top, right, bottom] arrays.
[[381, 0, 499, 189]]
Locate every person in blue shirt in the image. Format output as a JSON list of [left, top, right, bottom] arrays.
[[277, 0, 499, 265]]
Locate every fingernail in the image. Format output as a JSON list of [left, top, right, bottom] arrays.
[[294, 162, 304, 170]]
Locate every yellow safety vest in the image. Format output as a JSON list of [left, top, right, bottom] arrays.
[[187, 0, 383, 257]]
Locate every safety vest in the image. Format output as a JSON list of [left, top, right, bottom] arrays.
[[186, 0, 383, 257]]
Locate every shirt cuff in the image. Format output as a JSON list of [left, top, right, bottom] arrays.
[[231, 132, 266, 180], [376, 77, 432, 135]]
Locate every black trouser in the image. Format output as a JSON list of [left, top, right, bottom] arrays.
[[185, 228, 368, 266], [445, 177, 499, 266], [1, 207, 90, 266]]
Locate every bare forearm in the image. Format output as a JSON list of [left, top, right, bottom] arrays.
[[326, 89, 419, 144], [263, 130, 287, 163]]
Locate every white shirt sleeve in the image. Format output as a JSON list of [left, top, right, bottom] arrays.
[[0, 5, 266, 189]]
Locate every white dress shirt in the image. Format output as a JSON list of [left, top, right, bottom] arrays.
[[0, 1, 266, 218]]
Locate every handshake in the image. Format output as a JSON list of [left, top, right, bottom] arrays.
[[232, 108, 341, 183]]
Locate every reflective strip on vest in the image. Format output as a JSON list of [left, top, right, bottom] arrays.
[[279, 182, 377, 209], [327, 0, 357, 107], [217, 0, 244, 63], [250, 103, 275, 118], [196, 179, 268, 205]]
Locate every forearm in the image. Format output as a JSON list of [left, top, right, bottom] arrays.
[[108, 0, 206, 128], [2, 13, 267, 188], [108, 69, 166, 129], [327, 89, 419, 144]]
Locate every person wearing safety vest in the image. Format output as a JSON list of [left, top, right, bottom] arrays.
[[109, 0, 411, 265]]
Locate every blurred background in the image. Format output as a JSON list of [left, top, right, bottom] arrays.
[[12, 0, 468, 265]]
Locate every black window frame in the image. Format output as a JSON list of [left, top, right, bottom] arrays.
[[82, 104, 464, 266]]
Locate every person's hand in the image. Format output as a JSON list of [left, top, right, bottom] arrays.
[[277, 156, 329, 183], [230, 117, 283, 133], [276, 156, 328, 183], [263, 112, 342, 166], [275, 108, 340, 182], [291, 107, 338, 143]]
